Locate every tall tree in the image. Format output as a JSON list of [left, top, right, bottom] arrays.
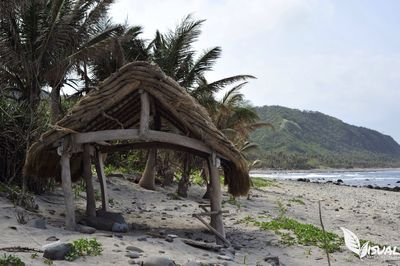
[[0, 0, 123, 123]]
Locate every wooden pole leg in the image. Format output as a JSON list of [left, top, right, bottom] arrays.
[[60, 153, 76, 230], [209, 153, 226, 245], [94, 151, 109, 212], [83, 144, 96, 217], [139, 148, 156, 190]]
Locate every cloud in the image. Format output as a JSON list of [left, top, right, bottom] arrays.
[[109, 0, 400, 142]]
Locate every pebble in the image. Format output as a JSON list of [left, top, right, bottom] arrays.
[[78, 225, 96, 234], [264, 256, 280, 266], [184, 261, 202, 266], [28, 218, 46, 229], [126, 251, 141, 259], [126, 246, 144, 253], [217, 255, 233, 261], [46, 236, 59, 241], [142, 256, 176, 266], [112, 222, 129, 233], [137, 237, 147, 241]]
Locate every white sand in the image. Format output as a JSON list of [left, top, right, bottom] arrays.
[[1, 177, 399, 265]]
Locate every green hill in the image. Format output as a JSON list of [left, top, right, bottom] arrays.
[[250, 105, 400, 169]]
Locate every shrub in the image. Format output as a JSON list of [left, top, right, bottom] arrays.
[[65, 238, 103, 261], [0, 254, 25, 266]]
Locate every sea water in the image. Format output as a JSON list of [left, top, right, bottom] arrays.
[[250, 169, 400, 188]]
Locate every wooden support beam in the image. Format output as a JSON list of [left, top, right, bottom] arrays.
[[73, 129, 226, 160], [139, 91, 150, 136], [94, 151, 109, 212], [193, 213, 230, 247], [209, 152, 226, 245], [83, 144, 96, 217], [60, 152, 76, 230]]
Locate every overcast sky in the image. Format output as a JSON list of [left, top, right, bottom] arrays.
[[110, 0, 400, 143]]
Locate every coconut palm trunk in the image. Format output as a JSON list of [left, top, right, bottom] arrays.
[[177, 154, 191, 197]]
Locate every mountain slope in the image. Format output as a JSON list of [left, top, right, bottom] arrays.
[[250, 105, 400, 169]]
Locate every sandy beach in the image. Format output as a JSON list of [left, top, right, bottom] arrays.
[[1, 176, 399, 266]]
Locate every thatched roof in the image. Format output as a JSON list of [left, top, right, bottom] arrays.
[[23, 61, 250, 196]]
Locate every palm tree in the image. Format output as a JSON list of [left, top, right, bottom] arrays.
[[133, 15, 257, 194], [0, 0, 124, 123]]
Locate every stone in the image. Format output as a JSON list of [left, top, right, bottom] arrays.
[[126, 251, 141, 259], [46, 236, 59, 242], [112, 222, 129, 233], [128, 260, 137, 265], [81, 211, 126, 231], [43, 242, 73, 260], [184, 261, 202, 266], [28, 218, 46, 229], [217, 255, 233, 261], [137, 237, 147, 241], [142, 257, 176, 266], [264, 256, 280, 266], [78, 225, 96, 234], [126, 246, 144, 253], [165, 236, 174, 242]]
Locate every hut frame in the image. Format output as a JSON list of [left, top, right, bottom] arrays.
[[24, 62, 251, 245], [56, 90, 226, 243]]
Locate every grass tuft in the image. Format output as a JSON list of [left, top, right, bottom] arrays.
[[251, 177, 280, 189]]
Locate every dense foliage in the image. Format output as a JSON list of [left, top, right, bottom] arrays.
[[0, 1, 259, 194], [250, 105, 400, 169]]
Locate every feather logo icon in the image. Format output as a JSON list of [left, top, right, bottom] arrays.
[[340, 227, 369, 259]]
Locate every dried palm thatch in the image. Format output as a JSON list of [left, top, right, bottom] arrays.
[[23, 61, 250, 196]]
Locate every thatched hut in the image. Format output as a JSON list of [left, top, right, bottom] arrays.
[[23, 61, 250, 243]]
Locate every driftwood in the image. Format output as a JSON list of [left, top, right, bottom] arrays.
[[0, 246, 43, 253], [181, 238, 222, 252]]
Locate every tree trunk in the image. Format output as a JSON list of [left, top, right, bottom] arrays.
[[201, 160, 211, 199], [50, 85, 62, 124], [177, 154, 190, 198], [139, 148, 157, 190]]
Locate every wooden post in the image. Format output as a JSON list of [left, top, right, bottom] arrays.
[[60, 152, 76, 230], [94, 151, 109, 211], [83, 144, 96, 217], [139, 92, 157, 190], [139, 148, 156, 190], [209, 152, 225, 245], [139, 90, 150, 136]]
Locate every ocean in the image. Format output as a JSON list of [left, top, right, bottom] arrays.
[[250, 168, 400, 188]]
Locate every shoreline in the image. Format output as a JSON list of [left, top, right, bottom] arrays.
[[251, 167, 400, 174]]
